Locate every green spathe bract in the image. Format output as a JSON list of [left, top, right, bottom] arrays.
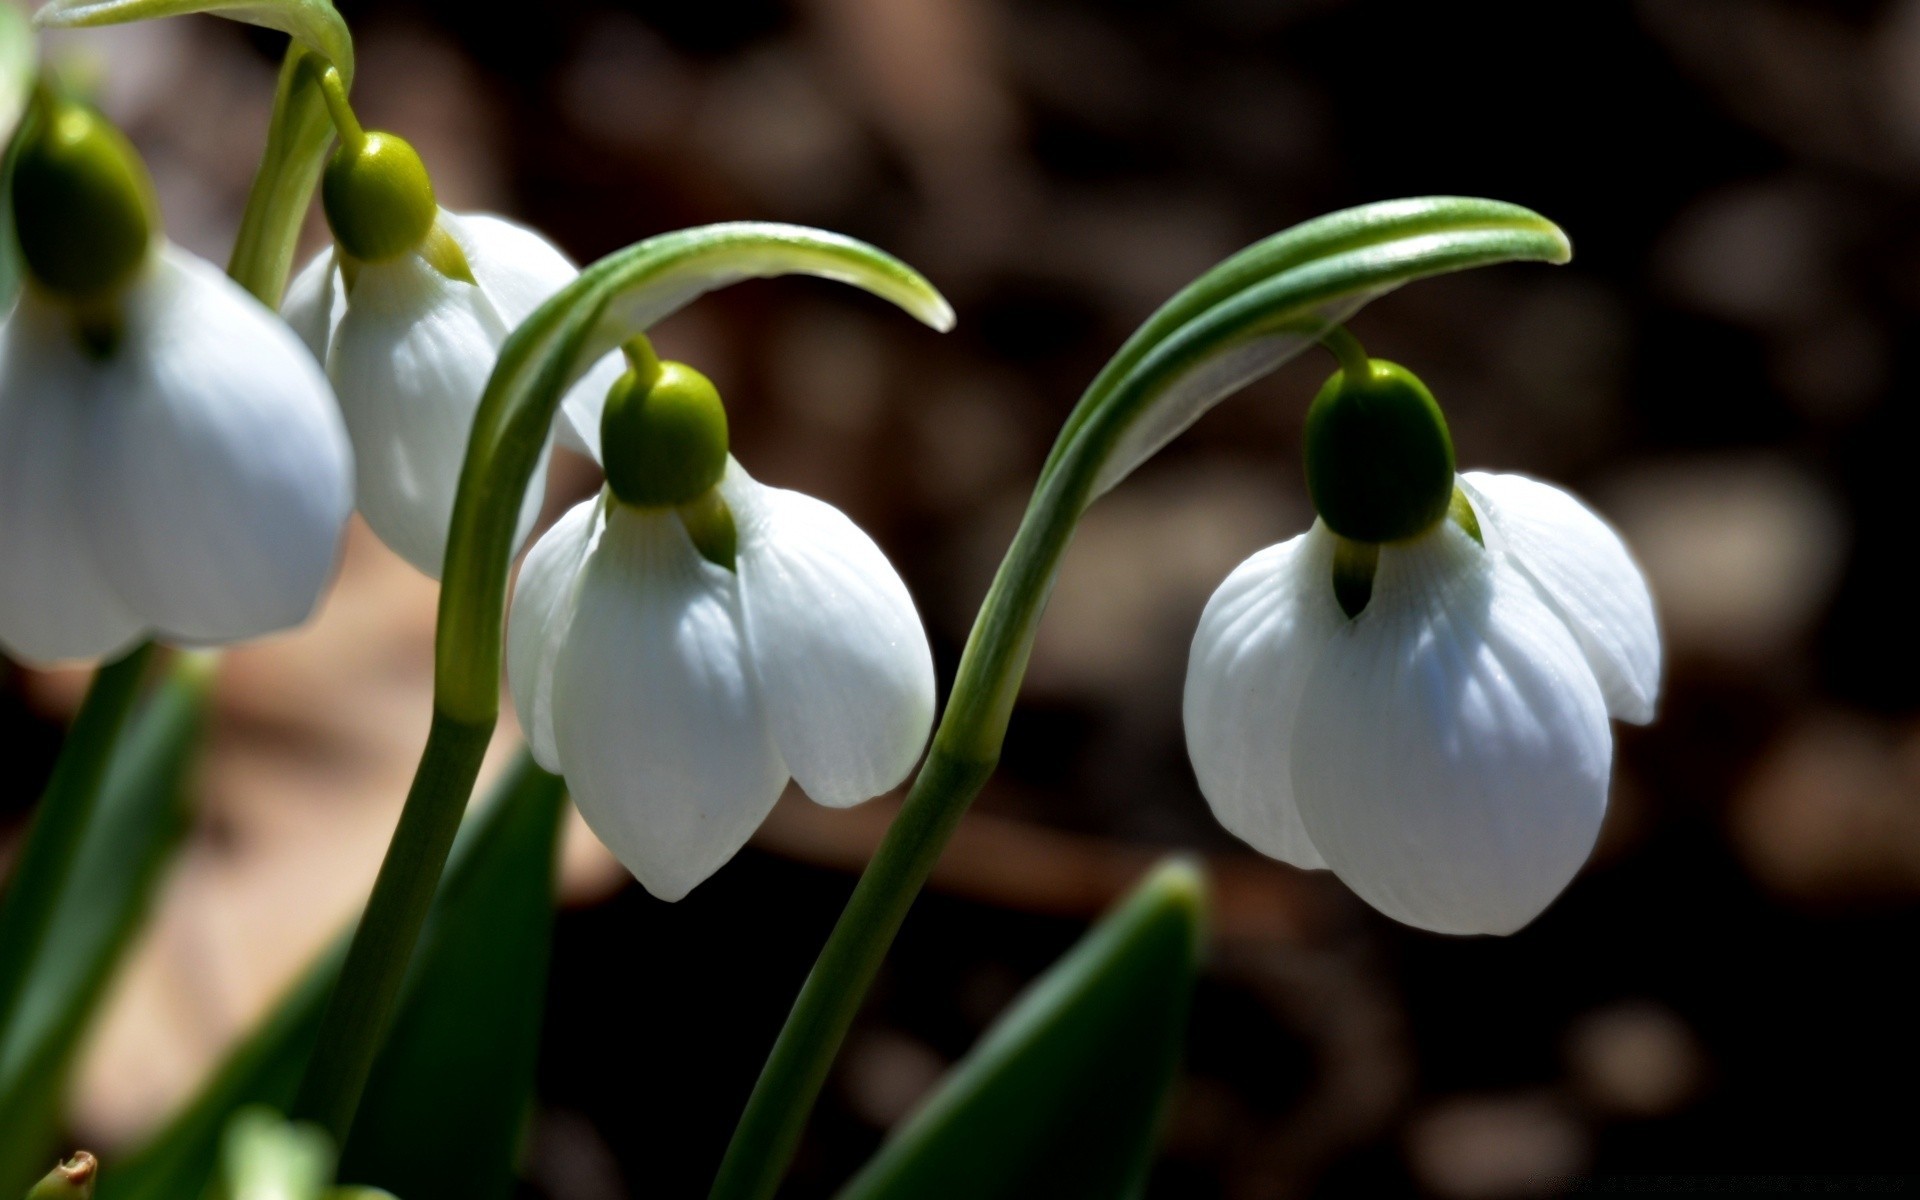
[[601, 352, 731, 509], [10, 98, 156, 299], [1304, 358, 1456, 544], [321, 130, 435, 264]]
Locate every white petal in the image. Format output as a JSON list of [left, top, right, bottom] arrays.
[[326, 224, 545, 577], [442, 212, 625, 461], [1460, 471, 1662, 724], [1182, 525, 1342, 870], [506, 495, 602, 771], [550, 504, 788, 900], [281, 244, 345, 363], [725, 462, 935, 806], [79, 245, 353, 645], [0, 291, 145, 663], [1291, 521, 1613, 936]]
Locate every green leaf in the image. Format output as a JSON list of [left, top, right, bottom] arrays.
[[833, 859, 1207, 1200], [33, 0, 351, 80], [335, 759, 566, 1200], [97, 755, 567, 1200], [0, 652, 216, 1199], [435, 222, 952, 724]]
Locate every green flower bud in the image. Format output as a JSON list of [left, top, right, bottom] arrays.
[[1303, 358, 1456, 544], [601, 343, 731, 510], [11, 99, 157, 299], [321, 131, 437, 264]]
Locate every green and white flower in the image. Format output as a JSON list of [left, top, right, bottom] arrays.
[[0, 98, 352, 664], [507, 344, 936, 900], [1183, 353, 1659, 935]]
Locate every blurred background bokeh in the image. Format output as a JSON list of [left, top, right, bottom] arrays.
[[4, 0, 1917, 1195]]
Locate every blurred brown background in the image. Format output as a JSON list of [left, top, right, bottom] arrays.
[[5, 0, 1919, 1196]]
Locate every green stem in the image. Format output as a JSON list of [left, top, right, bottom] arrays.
[[288, 711, 491, 1141], [0, 641, 154, 1040], [1320, 324, 1371, 381], [226, 46, 337, 306], [314, 66, 364, 154]]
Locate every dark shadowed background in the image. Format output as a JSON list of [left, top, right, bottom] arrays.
[[4, 1, 1917, 1196]]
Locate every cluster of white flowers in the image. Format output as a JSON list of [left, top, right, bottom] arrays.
[[0, 89, 1661, 935]]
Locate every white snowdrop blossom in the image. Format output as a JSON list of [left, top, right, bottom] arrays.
[[1, 136, 352, 663], [508, 458, 937, 901], [283, 208, 623, 577], [1184, 470, 1659, 935]]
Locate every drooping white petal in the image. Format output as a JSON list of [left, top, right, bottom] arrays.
[[441, 212, 625, 461], [1182, 524, 1344, 870], [1459, 471, 1661, 725], [325, 224, 546, 577], [281, 244, 345, 363], [506, 494, 603, 771], [1291, 521, 1613, 936], [79, 245, 353, 645], [550, 504, 787, 901], [724, 462, 935, 807], [0, 291, 145, 663]]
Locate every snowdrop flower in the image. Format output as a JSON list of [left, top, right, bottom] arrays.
[[282, 89, 621, 577], [1183, 344, 1659, 935], [0, 97, 352, 665], [507, 339, 936, 900]]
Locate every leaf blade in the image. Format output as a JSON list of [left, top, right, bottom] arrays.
[[833, 859, 1207, 1200]]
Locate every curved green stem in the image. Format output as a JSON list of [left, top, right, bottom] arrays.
[[286, 223, 950, 1145], [1320, 324, 1371, 381], [226, 47, 340, 306], [707, 197, 1572, 1200], [0, 642, 154, 1040]]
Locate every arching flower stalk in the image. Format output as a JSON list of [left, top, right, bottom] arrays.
[[508, 337, 936, 900], [0, 93, 352, 665], [281, 68, 622, 576], [1184, 334, 1659, 935]]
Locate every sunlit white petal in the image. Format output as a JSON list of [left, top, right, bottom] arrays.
[[1182, 525, 1342, 869], [507, 495, 602, 771], [1291, 521, 1613, 936], [282, 244, 345, 363], [325, 236, 546, 576], [79, 245, 353, 644], [0, 291, 144, 663], [724, 462, 935, 806], [1459, 472, 1660, 724], [441, 212, 624, 460], [550, 505, 787, 901]]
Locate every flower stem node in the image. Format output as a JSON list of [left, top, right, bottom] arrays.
[[1304, 357, 1457, 544], [321, 131, 438, 265], [599, 340, 732, 511], [11, 97, 157, 301]]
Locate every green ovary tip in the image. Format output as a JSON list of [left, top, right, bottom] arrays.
[[1303, 350, 1457, 545], [601, 339, 732, 512], [11, 95, 157, 300], [322, 130, 438, 264]]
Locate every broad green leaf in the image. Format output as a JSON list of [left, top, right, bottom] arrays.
[[97, 755, 566, 1200], [335, 760, 566, 1200], [33, 0, 350, 81], [0, 653, 215, 1199], [436, 223, 952, 723], [833, 859, 1206, 1200]]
